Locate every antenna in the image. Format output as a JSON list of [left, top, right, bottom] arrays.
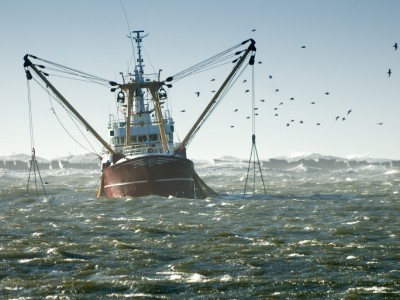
[[131, 30, 148, 81], [119, 0, 136, 74]]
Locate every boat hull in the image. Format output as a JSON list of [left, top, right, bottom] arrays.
[[101, 154, 195, 198]]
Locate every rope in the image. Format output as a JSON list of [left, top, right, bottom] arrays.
[[25, 80, 48, 198], [242, 63, 267, 198], [182, 53, 250, 148], [45, 82, 100, 157], [167, 42, 244, 83], [30, 76, 100, 158]]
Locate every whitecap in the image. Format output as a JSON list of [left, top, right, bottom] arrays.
[[188, 273, 205, 282], [288, 253, 304, 257], [347, 286, 389, 293], [220, 274, 233, 282]]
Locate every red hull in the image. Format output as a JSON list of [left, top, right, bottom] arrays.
[[100, 155, 195, 198]]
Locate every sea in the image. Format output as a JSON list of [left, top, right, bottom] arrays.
[[1, 153, 399, 299]]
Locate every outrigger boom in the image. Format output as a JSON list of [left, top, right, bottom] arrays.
[[23, 55, 118, 156]]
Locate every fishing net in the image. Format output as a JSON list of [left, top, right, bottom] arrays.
[[193, 170, 218, 199]]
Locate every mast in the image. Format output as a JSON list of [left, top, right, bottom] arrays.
[[23, 55, 117, 155], [176, 39, 256, 151], [124, 30, 169, 152]]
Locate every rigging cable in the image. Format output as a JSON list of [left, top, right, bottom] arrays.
[[119, 0, 136, 74], [30, 75, 100, 158], [44, 80, 100, 157], [242, 59, 266, 198], [25, 79, 48, 199]]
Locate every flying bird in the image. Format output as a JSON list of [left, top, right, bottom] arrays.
[[316, 123, 321, 126], [275, 89, 279, 92], [195, 92, 200, 97], [299, 120, 304, 124], [279, 102, 283, 105], [268, 75, 273, 79], [377, 122, 383, 125], [394, 43, 398, 51], [211, 78, 215, 81], [286, 123, 290, 127], [234, 109, 238, 112], [311, 102, 315, 104], [335, 116, 340, 121], [230, 125, 234, 128], [245, 89, 250, 93], [325, 92, 330, 95], [258, 61, 262, 64], [388, 69, 392, 77], [243, 79, 247, 83], [301, 46, 306, 48], [180, 110, 186, 112], [260, 99, 266, 102], [252, 29, 256, 32], [290, 97, 294, 100], [347, 109, 352, 115]]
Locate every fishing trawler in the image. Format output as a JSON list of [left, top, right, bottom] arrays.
[[23, 31, 256, 198]]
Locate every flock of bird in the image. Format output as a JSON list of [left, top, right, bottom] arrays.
[[179, 34, 397, 130], [388, 42, 397, 77]]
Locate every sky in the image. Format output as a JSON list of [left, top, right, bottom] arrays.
[[1, 0, 399, 161]]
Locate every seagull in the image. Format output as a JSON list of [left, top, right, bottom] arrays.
[[301, 46, 306, 48], [245, 90, 250, 93], [260, 99, 266, 102], [246, 116, 250, 119], [234, 109, 238, 112], [325, 92, 330, 95], [377, 122, 383, 125], [279, 102, 283, 105], [342, 117, 346, 121], [195, 92, 200, 97], [243, 79, 247, 83], [311, 102, 315, 104], [211, 90, 216, 93], [230, 125, 234, 128], [211, 78, 215, 81], [290, 97, 294, 100], [268, 75, 273, 79], [316, 123, 321, 126], [258, 61, 262, 64], [299, 120, 304, 124], [347, 109, 352, 115], [274, 107, 278, 110], [394, 43, 398, 51], [275, 89, 279, 92], [286, 123, 290, 127], [335, 116, 340, 121], [274, 113, 278, 116], [180, 110, 186, 112], [388, 69, 392, 77], [252, 29, 256, 32]]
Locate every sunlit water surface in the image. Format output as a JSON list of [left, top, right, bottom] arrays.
[[1, 160, 399, 299]]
